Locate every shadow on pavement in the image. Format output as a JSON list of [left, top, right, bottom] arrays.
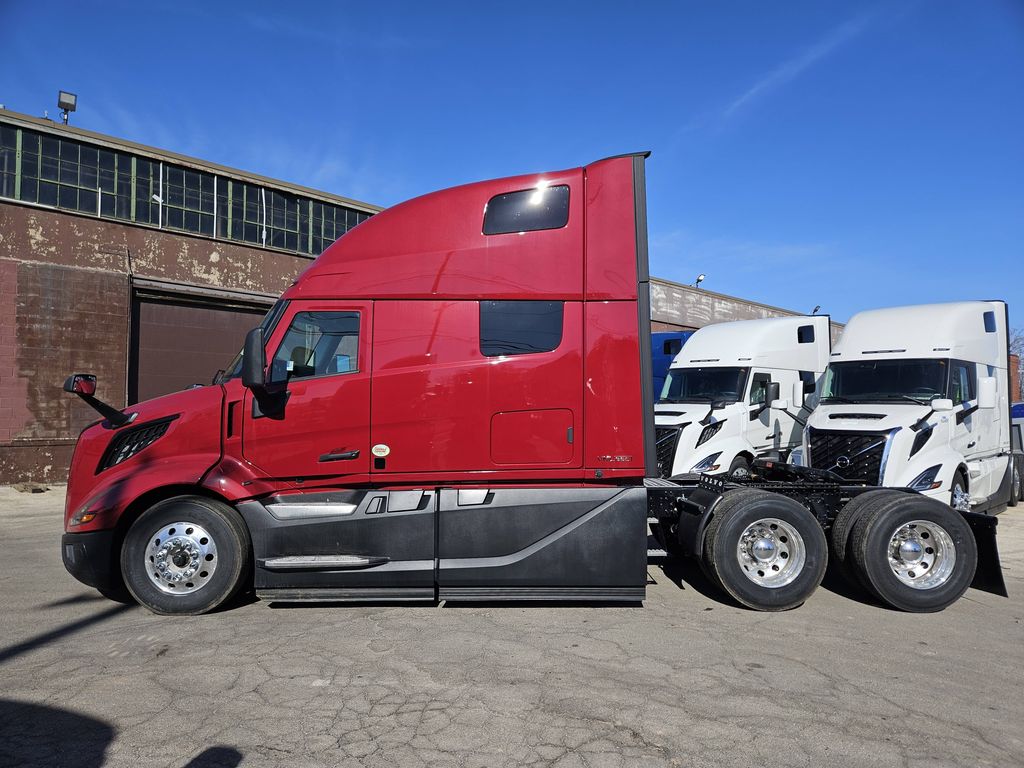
[[0, 699, 113, 767], [0, 699, 244, 767], [38, 592, 107, 609], [182, 746, 244, 768], [0, 603, 133, 665]]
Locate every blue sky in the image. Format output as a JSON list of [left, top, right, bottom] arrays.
[[2, 0, 1022, 326]]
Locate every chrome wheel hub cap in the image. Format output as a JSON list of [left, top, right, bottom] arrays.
[[887, 520, 955, 590], [145, 522, 218, 595], [736, 518, 806, 588]]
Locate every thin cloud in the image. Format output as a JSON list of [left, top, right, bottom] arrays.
[[722, 12, 874, 120]]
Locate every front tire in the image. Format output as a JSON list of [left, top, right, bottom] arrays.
[[702, 489, 827, 611], [1008, 464, 1020, 508], [950, 471, 970, 512], [850, 495, 976, 612], [121, 496, 251, 615]]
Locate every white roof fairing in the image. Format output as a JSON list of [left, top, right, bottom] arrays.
[[832, 301, 1007, 367], [671, 315, 831, 373]]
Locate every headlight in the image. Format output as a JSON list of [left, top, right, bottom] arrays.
[[692, 452, 722, 473], [696, 420, 725, 447], [908, 465, 942, 492], [910, 427, 933, 458]]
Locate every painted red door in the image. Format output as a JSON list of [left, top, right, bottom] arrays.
[[242, 300, 373, 481]]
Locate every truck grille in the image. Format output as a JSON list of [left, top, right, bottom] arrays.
[[655, 425, 684, 478], [98, 416, 176, 471], [807, 428, 890, 484]]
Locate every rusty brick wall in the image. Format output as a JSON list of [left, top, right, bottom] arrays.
[[0, 200, 311, 484]]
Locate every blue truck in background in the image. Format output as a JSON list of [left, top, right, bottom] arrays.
[[651, 331, 694, 397]]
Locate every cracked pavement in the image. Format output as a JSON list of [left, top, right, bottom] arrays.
[[1, 486, 1022, 767]]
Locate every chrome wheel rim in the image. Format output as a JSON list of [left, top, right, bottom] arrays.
[[736, 517, 806, 588], [1013, 468, 1020, 500], [886, 519, 955, 590], [951, 483, 970, 512], [145, 521, 218, 595]]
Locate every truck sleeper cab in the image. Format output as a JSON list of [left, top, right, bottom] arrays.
[[61, 157, 1005, 616], [61, 154, 656, 614], [804, 301, 1015, 514], [654, 315, 830, 478]]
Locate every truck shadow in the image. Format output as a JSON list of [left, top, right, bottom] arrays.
[[0, 603, 134, 665], [655, 558, 883, 609], [0, 699, 244, 768]]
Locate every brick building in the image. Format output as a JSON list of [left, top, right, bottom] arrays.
[[0, 109, 932, 484]]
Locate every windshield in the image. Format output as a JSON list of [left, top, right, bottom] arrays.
[[822, 359, 948, 404], [217, 300, 288, 383], [659, 367, 749, 403]]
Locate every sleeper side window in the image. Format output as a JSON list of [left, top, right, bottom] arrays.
[[749, 372, 772, 405], [483, 185, 570, 235], [270, 311, 360, 382], [480, 301, 563, 356]]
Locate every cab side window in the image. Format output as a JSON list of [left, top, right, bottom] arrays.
[[271, 311, 360, 382], [749, 373, 771, 405], [949, 361, 976, 406]]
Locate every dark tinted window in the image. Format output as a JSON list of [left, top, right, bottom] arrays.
[[663, 338, 682, 355], [983, 311, 996, 333], [480, 301, 563, 356], [483, 185, 569, 235], [797, 324, 815, 343]]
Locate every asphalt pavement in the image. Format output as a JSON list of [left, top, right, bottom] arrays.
[[1, 485, 1022, 768]]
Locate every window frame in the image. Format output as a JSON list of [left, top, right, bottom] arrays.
[[269, 310, 362, 384]]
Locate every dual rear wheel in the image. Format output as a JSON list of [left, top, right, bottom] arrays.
[[702, 488, 977, 612]]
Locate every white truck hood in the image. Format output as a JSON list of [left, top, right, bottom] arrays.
[[808, 402, 933, 432]]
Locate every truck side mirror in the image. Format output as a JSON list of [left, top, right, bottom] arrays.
[[770, 398, 790, 410], [978, 377, 997, 409], [63, 373, 97, 396], [241, 327, 267, 390], [931, 398, 954, 412], [765, 381, 780, 405]]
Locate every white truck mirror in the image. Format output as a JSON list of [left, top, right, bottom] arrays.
[[931, 398, 954, 412], [770, 398, 790, 410], [978, 377, 997, 409]]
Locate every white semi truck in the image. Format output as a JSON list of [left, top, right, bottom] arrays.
[[803, 301, 1014, 514], [654, 315, 831, 478]]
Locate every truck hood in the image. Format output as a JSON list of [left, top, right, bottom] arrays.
[[808, 402, 932, 432]]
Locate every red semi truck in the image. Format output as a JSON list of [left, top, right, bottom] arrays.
[[60, 154, 1005, 615]]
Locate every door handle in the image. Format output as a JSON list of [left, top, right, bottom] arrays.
[[319, 450, 360, 462]]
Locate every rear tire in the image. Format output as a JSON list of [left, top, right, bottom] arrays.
[[121, 496, 251, 616], [702, 489, 827, 611], [850, 495, 976, 612], [1008, 464, 1020, 507], [829, 490, 910, 584]]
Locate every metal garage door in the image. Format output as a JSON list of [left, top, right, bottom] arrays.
[[130, 296, 267, 404]]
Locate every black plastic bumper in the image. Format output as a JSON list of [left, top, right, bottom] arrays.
[[61, 530, 118, 591]]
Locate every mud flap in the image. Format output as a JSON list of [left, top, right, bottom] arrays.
[[963, 511, 1008, 597]]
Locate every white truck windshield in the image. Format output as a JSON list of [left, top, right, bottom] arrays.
[[660, 367, 748, 404], [822, 359, 949, 404]]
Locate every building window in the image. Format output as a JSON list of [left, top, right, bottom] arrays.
[[0, 119, 374, 255], [480, 300, 563, 357], [483, 185, 570, 235]]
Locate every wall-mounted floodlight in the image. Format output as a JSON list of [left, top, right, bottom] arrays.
[[694, 273, 706, 289], [57, 91, 77, 125]]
